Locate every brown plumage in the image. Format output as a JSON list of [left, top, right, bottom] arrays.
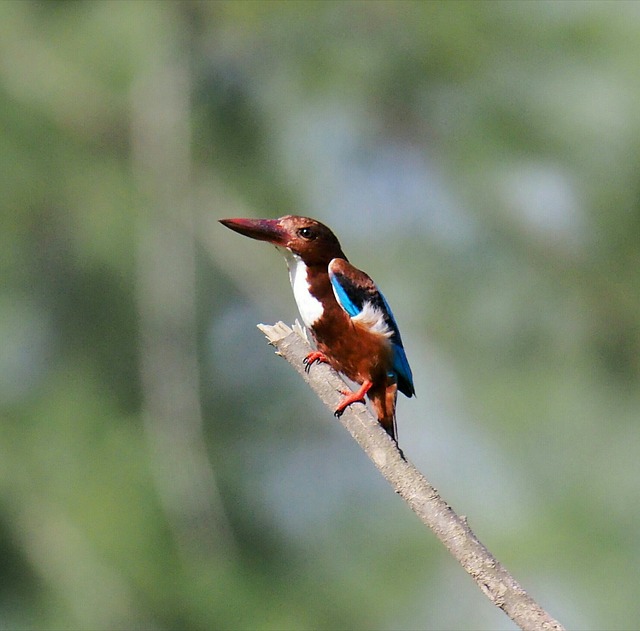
[[219, 215, 414, 442]]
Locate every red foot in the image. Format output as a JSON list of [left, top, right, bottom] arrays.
[[334, 381, 373, 418], [303, 351, 329, 373]]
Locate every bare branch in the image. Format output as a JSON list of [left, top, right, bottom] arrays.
[[257, 321, 565, 631]]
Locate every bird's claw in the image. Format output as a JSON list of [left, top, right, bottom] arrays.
[[333, 386, 368, 418], [303, 351, 328, 373]]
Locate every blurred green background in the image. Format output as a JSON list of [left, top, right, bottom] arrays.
[[2, 1, 640, 629]]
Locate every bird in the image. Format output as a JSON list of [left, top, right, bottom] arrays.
[[219, 215, 414, 442]]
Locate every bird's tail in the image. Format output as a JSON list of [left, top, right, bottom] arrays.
[[371, 382, 399, 442]]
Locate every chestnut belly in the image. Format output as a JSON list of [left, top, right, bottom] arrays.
[[312, 319, 393, 386]]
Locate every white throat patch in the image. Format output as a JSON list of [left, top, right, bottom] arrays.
[[283, 252, 324, 328]]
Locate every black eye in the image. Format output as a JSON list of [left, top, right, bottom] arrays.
[[298, 227, 315, 240]]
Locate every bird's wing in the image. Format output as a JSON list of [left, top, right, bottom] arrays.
[[328, 258, 415, 398]]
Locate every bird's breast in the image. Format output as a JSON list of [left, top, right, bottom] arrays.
[[285, 252, 324, 328]]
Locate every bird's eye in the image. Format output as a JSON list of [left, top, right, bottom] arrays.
[[298, 227, 315, 240]]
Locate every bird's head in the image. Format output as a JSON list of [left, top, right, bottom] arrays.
[[219, 215, 346, 266]]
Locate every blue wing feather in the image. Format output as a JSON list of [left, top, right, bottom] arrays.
[[380, 293, 415, 398], [330, 273, 360, 317], [329, 261, 415, 398]]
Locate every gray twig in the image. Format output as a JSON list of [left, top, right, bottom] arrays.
[[257, 321, 565, 631]]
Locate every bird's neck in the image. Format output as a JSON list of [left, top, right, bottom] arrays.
[[283, 252, 341, 330], [283, 252, 324, 328]]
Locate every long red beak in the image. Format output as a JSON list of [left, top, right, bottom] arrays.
[[219, 218, 287, 246]]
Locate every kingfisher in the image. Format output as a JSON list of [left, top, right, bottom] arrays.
[[219, 215, 414, 442]]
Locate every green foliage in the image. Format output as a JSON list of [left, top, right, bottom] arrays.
[[1, 1, 640, 629]]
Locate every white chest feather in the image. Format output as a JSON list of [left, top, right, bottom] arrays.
[[285, 253, 324, 328]]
